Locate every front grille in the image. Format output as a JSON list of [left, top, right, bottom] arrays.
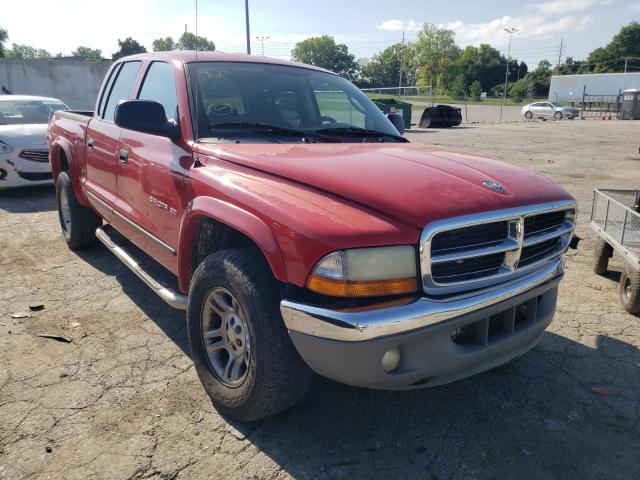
[[422, 203, 576, 294], [19, 149, 49, 162]]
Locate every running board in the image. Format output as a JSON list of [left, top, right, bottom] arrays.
[[95, 226, 188, 310]]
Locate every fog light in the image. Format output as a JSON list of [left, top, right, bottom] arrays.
[[381, 347, 401, 373]]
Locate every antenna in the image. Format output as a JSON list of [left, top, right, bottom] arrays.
[[195, 0, 199, 141]]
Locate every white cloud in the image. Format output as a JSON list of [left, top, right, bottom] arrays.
[[377, 19, 421, 32], [441, 14, 593, 47], [630, 2, 640, 11], [531, 0, 611, 15]]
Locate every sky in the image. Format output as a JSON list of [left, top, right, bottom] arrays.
[[2, 0, 639, 70]]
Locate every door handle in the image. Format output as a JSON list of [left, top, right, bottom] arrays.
[[87, 137, 95, 151], [118, 149, 128, 164]]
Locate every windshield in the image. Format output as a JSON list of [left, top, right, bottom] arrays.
[[0, 100, 68, 125], [188, 62, 402, 143]]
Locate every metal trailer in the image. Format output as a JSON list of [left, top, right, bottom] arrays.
[[591, 188, 640, 314]]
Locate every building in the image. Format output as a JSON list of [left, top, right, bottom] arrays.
[[0, 59, 112, 110], [548, 73, 640, 103]]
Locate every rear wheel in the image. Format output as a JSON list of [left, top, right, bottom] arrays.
[[554, 111, 563, 120], [56, 171, 102, 250], [187, 248, 311, 421], [593, 238, 613, 275], [619, 267, 640, 314], [524, 111, 533, 120]]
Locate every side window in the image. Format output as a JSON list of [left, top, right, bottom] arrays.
[[102, 61, 142, 122], [312, 80, 365, 128], [137, 62, 178, 121], [97, 64, 120, 118]]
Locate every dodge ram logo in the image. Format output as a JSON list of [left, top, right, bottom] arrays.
[[483, 181, 507, 193]]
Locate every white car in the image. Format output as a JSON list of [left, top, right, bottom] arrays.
[[521, 101, 579, 120], [0, 95, 69, 188]]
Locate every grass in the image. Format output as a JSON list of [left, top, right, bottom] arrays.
[[366, 93, 533, 107]]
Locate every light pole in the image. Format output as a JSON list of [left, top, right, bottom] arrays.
[[256, 36, 269, 56], [500, 27, 518, 123], [245, 0, 251, 54]]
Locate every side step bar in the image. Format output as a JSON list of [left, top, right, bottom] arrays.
[[95, 226, 188, 310]]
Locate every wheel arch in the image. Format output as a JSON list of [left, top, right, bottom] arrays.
[[49, 139, 88, 205], [178, 196, 287, 293]]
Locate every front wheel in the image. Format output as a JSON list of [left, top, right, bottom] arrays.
[[619, 267, 640, 314], [56, 171, 102, 250], [187, 248, 312, 421], [524, 111, 533, 120], [554, 112, 563, 120]]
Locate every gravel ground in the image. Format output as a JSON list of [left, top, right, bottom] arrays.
[[1, 119, 639, 479]]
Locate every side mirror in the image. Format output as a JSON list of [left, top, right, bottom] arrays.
[[386, 112, 405, 135], [114, 100, 179, 139]]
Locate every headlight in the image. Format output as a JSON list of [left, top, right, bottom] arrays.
[[0, 140, 13, 154], [307, 246, 418, 297]]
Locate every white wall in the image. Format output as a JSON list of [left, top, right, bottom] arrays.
[[0, 59, 112, 110]]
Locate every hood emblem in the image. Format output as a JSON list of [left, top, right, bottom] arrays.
[[483, 181, 507, 193]]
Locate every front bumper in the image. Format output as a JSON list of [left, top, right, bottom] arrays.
[[281, 258, 563, 389], [0, 155, 52, 188]]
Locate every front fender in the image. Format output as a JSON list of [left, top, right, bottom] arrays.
[[177, 196, 287, 293]]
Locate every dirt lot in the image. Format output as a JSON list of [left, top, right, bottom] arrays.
[[1, 119, 639, 479]]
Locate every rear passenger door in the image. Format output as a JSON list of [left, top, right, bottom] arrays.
[[85, 61, 141, 213], [115, 61, 188, 269]]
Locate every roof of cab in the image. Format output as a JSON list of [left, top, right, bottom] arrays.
[[0, 94, 66, 103], [117, 51, 336, 75]]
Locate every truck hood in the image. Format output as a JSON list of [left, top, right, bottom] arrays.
[[0, 124, 48, 148], [198, 142, 573, 228]]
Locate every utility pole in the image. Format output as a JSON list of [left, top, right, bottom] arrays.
[[556, 38, 564, 70], [398, 30, 405, 95], [245, 0, 251, 54], [256, 36, 269, 56], [500, 27, 518, 124]]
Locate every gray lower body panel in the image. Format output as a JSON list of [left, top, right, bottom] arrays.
[[288, 279, 559, 389]]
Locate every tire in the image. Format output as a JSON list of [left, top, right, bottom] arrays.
[[619, 266, 640, 314], [593, 238, 613, 275], [554, 112, 563, 120], [56, 171, 102, 250], [524, 111, 533, 120], [187, 247, 312, 421]]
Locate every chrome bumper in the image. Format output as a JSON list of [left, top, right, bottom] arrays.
[[280, 257, 564, 342]]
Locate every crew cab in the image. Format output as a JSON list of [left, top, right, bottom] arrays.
[[48, 52, 577, 421]]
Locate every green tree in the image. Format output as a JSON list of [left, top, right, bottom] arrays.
[[411, 24, 460, 89], [152, 36, 176, 52], [112, 37, 147, 60], [5, 43, 50, 59], [470, 80, 482, 100], [359, 43, 414, 88], [291, 35, 358, 80], [72, 46, 103, 61], [447, 74, 467, 98], [581, 22, 640, 73], [176, 32, 215, 51], [0, 28, 8, 58]]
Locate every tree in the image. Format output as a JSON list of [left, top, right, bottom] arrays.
[[153, 36, 176, 52], [176, 32, 215, 51], [581, 22, 640, 73], [470, 80, 482, 100], [291, 35, 358, 80], [72, 46, 103, 61], [112, 37, 147, 60], [411, 24, 460, 89], [359, 43, 415, 88], [447, 74, 467, 98], [5, 43, 50, 59], [0, 28, 8, 58]]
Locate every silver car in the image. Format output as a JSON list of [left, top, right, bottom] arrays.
[[0, 95, 69, 188], [521, 101, 579, 120]]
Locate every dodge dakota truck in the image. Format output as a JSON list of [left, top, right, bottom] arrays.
[[48, 52, 577, 421]]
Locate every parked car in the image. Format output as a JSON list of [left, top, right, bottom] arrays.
[[0, 95, 69, 188], [48, 52, 577, 421], [521, 101, 579, 120]]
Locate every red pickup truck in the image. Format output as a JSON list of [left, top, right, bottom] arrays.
[[48, 52, 577, 421]]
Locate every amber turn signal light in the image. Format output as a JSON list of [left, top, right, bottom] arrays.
[[307, 275, 418, 298]]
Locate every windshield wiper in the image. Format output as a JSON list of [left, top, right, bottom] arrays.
[[209, 122, 340, 143], [315, 127, 408, 142]]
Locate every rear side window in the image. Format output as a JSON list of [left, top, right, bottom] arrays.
[[137, 62, 178, 121], [97, 64, 120, 118], [102, 61, 142, 122]]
